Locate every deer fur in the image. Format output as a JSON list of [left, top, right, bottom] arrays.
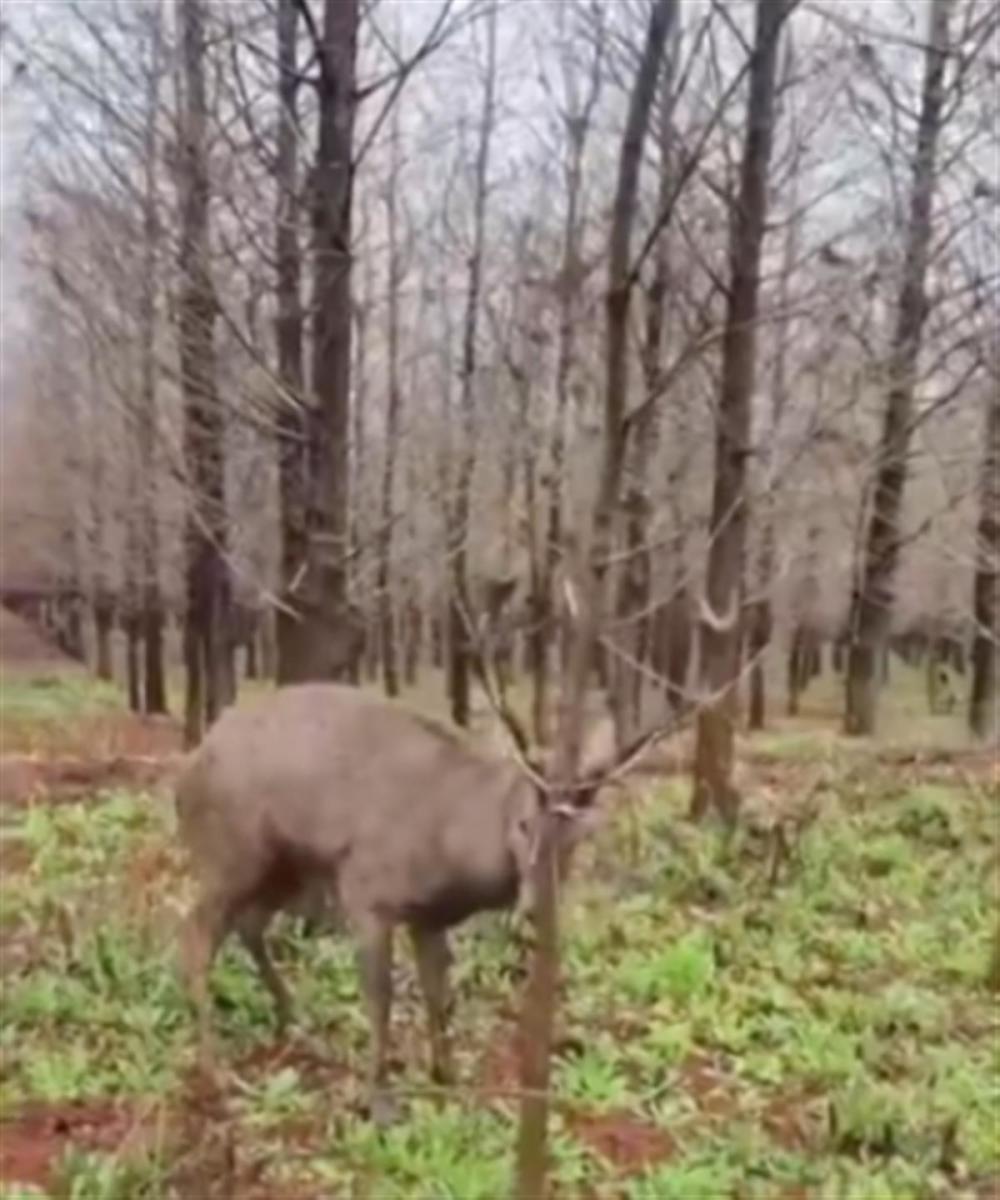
[[175, 683, 600, 1123]]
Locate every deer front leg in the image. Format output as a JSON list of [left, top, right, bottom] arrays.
[[410, 925, 455, 1086], [178, 889, 230, 1077], [356, 915, 397, 1125], [234, 902, 294, 1033]]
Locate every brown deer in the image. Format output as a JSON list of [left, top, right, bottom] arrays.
[[174, 682, 666, 1123]]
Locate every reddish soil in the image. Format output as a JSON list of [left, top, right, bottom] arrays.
[[1, 702, 182, 755], [677, 1051, 742, 1122], [567, 1110, 677, 1172], [479, 1029, 522, 1093], [234, 1040, 351, 1092], [0, 746, 184, 807], [760, 1090, 822, 1152], [0, 1099, 152, 1190]]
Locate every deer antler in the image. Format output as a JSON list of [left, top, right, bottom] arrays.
[[455, 590, 540, 783]]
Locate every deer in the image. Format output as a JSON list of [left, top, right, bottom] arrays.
[[173, 679, 672, 1124]]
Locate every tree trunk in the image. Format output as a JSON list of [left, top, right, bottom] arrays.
[[125, 612, 142, 713], [403, 594, 421, 687], [612, 492, 652, 743], [514, 3, 677, 1194], [447, 0, 497, 728], [969, 372, 999, 739], [178, 0, 233, 748], [94, 594, 114, 682], [844, 0, 952, 736], [691, 0, 792, 820], [282, 0, 360, 683], [787, 627, 804, 716], [65, 596, 85, 662], [614, 18, 678, 744], [747, 53, 799, 734], [273, 0, 310, 683], [377, 103, 403, 699], [536, 21, 604, 744], [139, 2, 168, 716]]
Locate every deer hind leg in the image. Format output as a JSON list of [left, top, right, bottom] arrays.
[[410, 925, 455, 1085], [234, 902, 293, 1033], [178, 888, 232, 1074], [355, 914, 397, 1125]]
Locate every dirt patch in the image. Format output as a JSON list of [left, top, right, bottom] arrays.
[[567, 1110, 677, 1172], [0, 750, 185, 807], [0, 1099, 155, 1190], [1, 707, 183, 760], [677, 1051, 742, 1122], [0, 608, 80, 670], [760, 1089, 823, 1152], [879, 746, 999, 789], [479, 1029, 522, 1093], [234, 1040, 351, 1091]]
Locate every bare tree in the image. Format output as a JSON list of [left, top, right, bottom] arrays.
[[280, 0, 362, 683], [446, 0, 498, 728], [528, 6, 604, 744], [748, 39, 801, 732], [178, 0, 234, 746], [844, 0, 953, 736], [690, 0, 795, 821], [969, 366, 999, 739], [138, 0, 168, 715], [377, 98, 404, 698], [273, 0, 309, 684], [513, 4, 678, 1193]]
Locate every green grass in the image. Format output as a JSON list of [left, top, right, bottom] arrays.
[[0, 673, 123, 728], [0, 757, 996, 1199]]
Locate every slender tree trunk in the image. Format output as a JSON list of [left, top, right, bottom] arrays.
[[377, 104, 403, 698], [403, 594, 421, 687], [283, 0, 360, 683], [691, 0, 792, 820], [245, 626, 259, 680], [514, 4, 677, 1194], [987, 913, 1000, 992], [94, 594, 114, 683], [844, 0, 952, 735], [274, 0, 310, 684], [125, 611, 142, 713], [614, 17, 677, 743], [535, 26, 603, 744], [969, 373, 999, 739], [748, 68, 799, 732], [447, 0, 497, 728], [178, 0, 233, 748], [139, 2, 168, 715]]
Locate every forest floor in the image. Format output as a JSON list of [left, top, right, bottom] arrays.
[[0, 631, 997, 1199]]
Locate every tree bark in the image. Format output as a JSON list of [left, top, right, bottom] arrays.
[[285, 0, 360, 683], [844, 0, 953, 736], [613, 16, 678, 744], [533, 20, 604, 744], [377, 103, 403, 698], [969, 371, 999, 739], [691, 0, 793, 820], [178, 0, 233, 748], [139, 1, 168, 716], [447, 0, 497, 728], [125, 610, 142, 713], [274, 0, 310, 684], [513, 5, 677, 1195], [94, 593, 114, 683], [747, 53, 799, 733]]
